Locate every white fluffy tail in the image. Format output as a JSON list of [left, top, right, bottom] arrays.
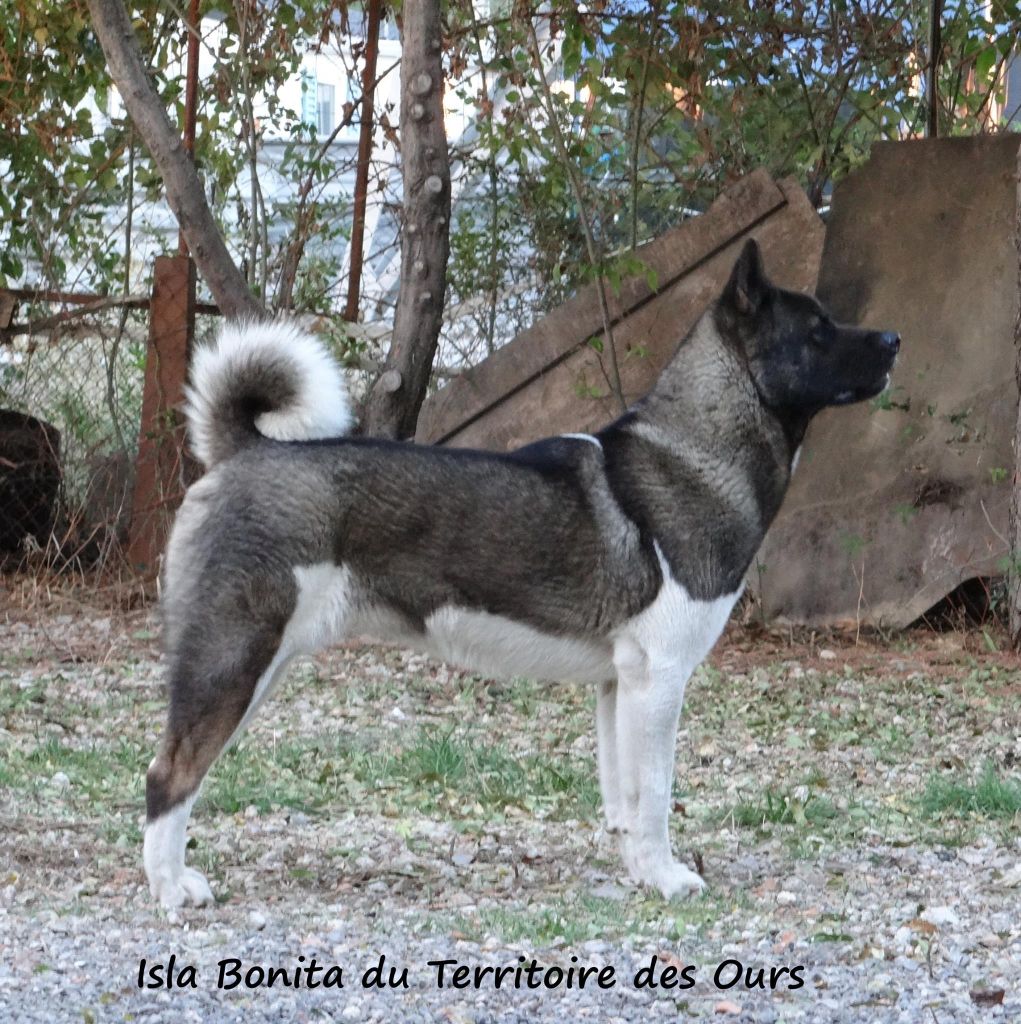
[[184, 320, 353, 469]]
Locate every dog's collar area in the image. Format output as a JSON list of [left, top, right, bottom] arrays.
[[559, 433, 603, 449]]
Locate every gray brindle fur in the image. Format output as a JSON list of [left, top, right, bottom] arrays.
[[144, 240, 900, 908]]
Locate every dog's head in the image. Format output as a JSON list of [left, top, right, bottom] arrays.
[[717, 239, 899, 412]]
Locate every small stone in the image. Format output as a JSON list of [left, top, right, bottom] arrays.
[[50, 771, 70, 790], [819, 649, 837, 661], [921, 906, 959, 927], [715, 1000, 742, 1015], [590, 882, 627, 901], [996, 863, 1021, 887], [248, 911, 267, 930], [776, 891, 797, 906]]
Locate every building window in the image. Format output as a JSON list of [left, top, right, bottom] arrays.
[[317, 82, 335, 136], [300, 70, 317, 129]]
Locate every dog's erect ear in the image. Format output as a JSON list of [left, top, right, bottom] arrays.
[[723, 238, 769, 315]]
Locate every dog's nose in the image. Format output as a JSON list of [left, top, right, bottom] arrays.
[[879, 331, 900, 354]]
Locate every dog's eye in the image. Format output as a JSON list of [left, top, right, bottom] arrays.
[[807, 320, 831, 348]]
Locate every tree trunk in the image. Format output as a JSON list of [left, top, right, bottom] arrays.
[[87, 0, 263, 321], [361, 0, 451, 439]]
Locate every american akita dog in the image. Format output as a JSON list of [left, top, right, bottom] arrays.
[[143, 239, 899, 908]]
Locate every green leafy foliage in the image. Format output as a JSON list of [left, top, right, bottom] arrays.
[[3, 0, 1019, 359]]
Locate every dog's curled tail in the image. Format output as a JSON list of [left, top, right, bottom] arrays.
[[184, 320, 354, 470]]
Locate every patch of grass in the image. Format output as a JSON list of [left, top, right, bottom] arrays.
[[443, 890, 730, 945], [202, 726, 600, 823], [353, 728, 600, 820], [729, 788, 838, 830], [495, 676, 544, 718], [871, 723, 914, 763], [0, 678, 48, 716], [399, 730, 469, 784], [204, 739, 335, 815], [3, 735, 146, 806], [99, 817, 143, 847], [920, 762, 1021, 820]]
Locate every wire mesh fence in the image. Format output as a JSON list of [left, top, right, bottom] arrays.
[[0, 307, 226, 576]]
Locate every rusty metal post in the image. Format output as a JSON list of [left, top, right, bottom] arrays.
[[343, 0, 383, 322], [927, 0, 942, 138], [179, 0, 201, 257], [126, 254, 196, 575]]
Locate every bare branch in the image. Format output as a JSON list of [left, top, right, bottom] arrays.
[[86, 0, 263, 319], [525, 17, 625, 414]]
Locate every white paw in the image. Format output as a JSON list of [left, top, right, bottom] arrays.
[[150, 867, 214, 909], [645, 860, 706, 900], [615, 830, 640, 876]]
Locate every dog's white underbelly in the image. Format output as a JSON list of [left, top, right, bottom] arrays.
[[285, 563, 614, 682], [423, 606, 614, 683], [285, 560, 738, 686]]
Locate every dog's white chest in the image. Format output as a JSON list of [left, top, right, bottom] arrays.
[[611, 546, 741, 676]]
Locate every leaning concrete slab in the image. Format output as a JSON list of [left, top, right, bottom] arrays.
[[752, 135, 1021, 627], [416, 171, 824, 449]]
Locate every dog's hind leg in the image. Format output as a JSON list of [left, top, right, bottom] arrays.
[[144, 620, 290, 909], [612, 637, 704, 899], [595, 680, 624, 833]]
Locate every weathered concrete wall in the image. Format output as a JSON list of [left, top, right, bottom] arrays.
[[753, 136, 1021, 627], [416, 171, 825, 449]]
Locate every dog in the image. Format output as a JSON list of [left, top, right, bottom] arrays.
[[143, 239, 899, 908]]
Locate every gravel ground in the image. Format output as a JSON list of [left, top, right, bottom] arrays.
[[1, 593, 1020, 1023]]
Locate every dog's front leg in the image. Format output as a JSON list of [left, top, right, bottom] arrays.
[[612, 637, 704, 899], [595, 680, 624, 833]]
